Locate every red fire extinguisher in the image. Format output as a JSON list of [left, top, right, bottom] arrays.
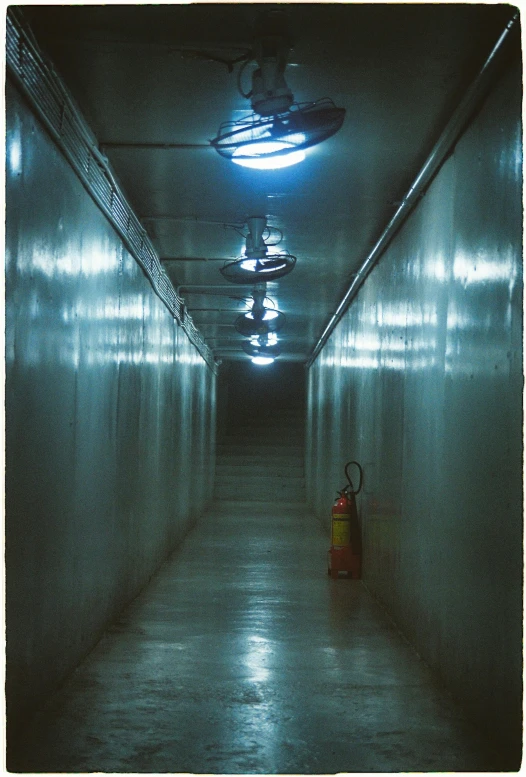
[[328, 460, 363, 579]]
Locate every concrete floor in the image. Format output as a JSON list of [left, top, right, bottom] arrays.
[[8, 498, 499, 773]]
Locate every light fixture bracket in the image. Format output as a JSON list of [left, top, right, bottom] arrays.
[[220, 216, 296, 283], [235, 284, 285, 336], [250, 8, 294, 117]]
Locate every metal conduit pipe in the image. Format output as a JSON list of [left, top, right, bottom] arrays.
[[11, 9, 136, 219], [177, 284, 254, 291], [6, 8, 219, 374], [141, 216, 244, 226], [177, 284, 255, 297], [101, 142, 212, 150], [306, 10, 520, 369]]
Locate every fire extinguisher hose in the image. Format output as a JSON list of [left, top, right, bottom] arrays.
[[345, 460, 363, 495]]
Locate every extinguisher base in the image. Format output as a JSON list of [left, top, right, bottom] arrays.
[[328, 547, 361, 579]]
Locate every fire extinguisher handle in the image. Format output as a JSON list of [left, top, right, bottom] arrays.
[[345, 460, 363, 494]]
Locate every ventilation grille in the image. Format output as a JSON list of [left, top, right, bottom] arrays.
[[212, 99, 345, 159], [6, 9, 217, 373]]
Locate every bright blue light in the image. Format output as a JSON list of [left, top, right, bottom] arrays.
[[251, 356, 275, 365], [249, 333, 278, 346], [246, 309, 279, 321], [232, 141, 306, 170], [9, 138, 22, 174], [239, 258, 288, 273]]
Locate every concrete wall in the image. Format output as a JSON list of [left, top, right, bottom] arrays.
[[305, 59, 522, 764], [5, 82, 216, 732]]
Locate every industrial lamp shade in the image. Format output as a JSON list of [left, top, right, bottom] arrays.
[[242, 340, 281, 359], [211, 99, 345, 166], [234, 309, 286, 336], [220, 254, 295, 283]]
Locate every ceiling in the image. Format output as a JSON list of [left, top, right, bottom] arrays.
[[20, 3, 514, 363]]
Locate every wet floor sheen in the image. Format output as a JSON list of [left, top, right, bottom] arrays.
[[10, 500, 496, 773]]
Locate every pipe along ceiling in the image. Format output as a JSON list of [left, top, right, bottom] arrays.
[[11, 3, 519, 365]]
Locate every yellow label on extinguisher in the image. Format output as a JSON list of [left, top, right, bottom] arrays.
[[332, 515, 350, 546]]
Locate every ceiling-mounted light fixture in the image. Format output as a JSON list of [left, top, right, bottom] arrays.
[[211, 10, 345, 169], [242, 334, 281, 364], [234, 283, 286, 336], [220, 216, 296, 283], [250, 331, 279, 346]]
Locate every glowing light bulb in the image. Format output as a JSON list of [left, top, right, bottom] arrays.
[[239, 258, 288, 273], [239, 259, 258, 272], [232, 141, 306, 170], [246, 308, 279, 321], [251, 356, 274, 365]]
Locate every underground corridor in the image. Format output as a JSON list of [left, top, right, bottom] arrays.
[[5, 4, 523, 774]]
